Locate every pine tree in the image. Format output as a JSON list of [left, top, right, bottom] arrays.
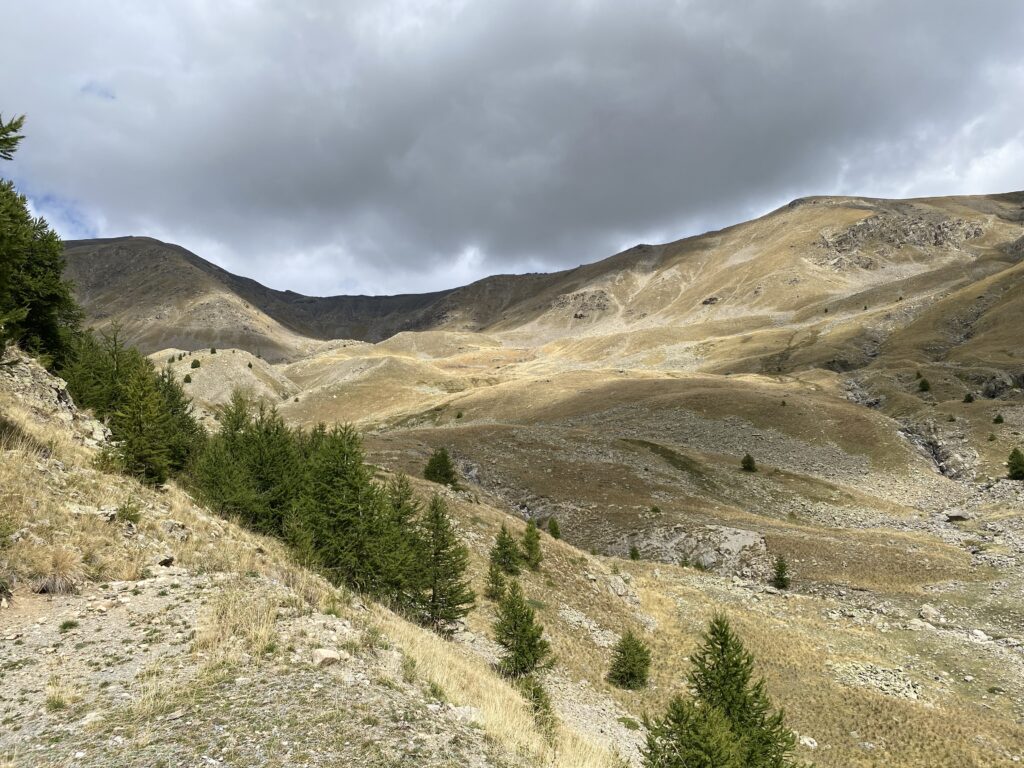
[[994, 413, 1005, 424], [414, 494, 475, 634], [521, 519, 542, 571], [629, 545, 641, 561], [191, 359, 201, 369], [1008, 448, 1024, 481], [547, 517, 561, 539], [643, 697, 743, 768], [607, 630, 652, 690], [490, 524, 522, 575], [424, 446, 458, 486], [239, 403, 302, 536], [963, 392, 975, 403], [373, 474, 427, 611], [290, 424, 381, 590], [688, 614, 798, 767], [0, 115, 80, 367], [485, 559, 507, 601], [771, 555, 791, 590], [918, 378, 931, 393], [741, 453, 757, 472], [112, 369, 174, 484], [493, 580, 551, 678]]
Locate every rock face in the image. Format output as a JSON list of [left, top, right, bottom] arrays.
[[900, 420, 978, 479], [0, 349, 109, 447], [628, 524, 769, 577], [816, 213, 983, 271]]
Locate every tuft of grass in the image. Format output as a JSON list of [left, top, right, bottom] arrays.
[[58, 619, 79, 634]]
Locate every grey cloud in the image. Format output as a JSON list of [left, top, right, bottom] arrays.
[[4, 0, 1023, 295]]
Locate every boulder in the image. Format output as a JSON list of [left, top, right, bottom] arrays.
[[312, 648, 341, 667]]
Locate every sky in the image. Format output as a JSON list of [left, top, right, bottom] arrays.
[[4, 1, 1023, 296]]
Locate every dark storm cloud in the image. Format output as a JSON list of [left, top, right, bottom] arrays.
[[4, 0, 1023, 295]]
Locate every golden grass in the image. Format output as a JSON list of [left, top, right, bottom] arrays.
[[193, 580, 280, 662]]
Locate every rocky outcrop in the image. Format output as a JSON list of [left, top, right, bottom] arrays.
[[0, 349, 109, 447], [626, 524, 769, 578]]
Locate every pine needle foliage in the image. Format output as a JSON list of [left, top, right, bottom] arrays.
[[424, 446, 458, 486], [1008, 448, 1024, 481], [490, 524, 522, 575], [771, 555, 791, 590], [521, 518, 542, 571], [484, 559, 507, 601], [414, 494, 475, 635], [0, 115, 80, 366], [607, 630, 651, 690], [493, 580, 551, 678]]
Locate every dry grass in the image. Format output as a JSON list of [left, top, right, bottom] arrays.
[[193, 580, 280, 662], [44, 674, 81, 712], [375, 607, 622, 768]]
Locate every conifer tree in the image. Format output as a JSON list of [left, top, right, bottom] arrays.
[[994, 413, 1005, 424], [629, 545, 641, 561], [1008, 448, 1024, 481], [485, 559, 507, 601], [493, 580, 551, 678], [771, 555, 791, 590], [643, 697, 743, 768], [741, 453, 757, 472], [289, 424, 385, 592], [424, 446, 458, 486], [547, 517, 561, 539], [373, 474, 427, 610], [112, 369, 174, 484], [242, 403, 302, 536], [490, 524, 522, 575], [918, 378, 931, 393], [0, 115, 80, 366], [521, 519, 542, 571], [688, 614, 798, 767], [607, 630, 652, 690], [415, 494, 475, 634]]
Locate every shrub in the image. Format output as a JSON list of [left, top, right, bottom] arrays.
[[517, 675, 557, 738], [547, 517, 561, 539], [607, 630, 651, 690], [771, 555, 790, 590], [210, 347, 216, 354], [493, 580, 551, 678], [423, 447, 457, 486], [116, 500, 142, 524], [183, 374, 192, 383], [191, 359, 201, 369], [629, 545, 641, 561], [1008, 448, 1024, 481], [963, 392, 975, 403], [918, 378, 931, 392], [994, 413, 1004, 424], [521, 519, 542, 571], [247, 361, 253, 369], [741, 453, 757, 472]]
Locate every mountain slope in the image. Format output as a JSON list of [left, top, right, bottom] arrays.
[[64, 192, 1024, 373]]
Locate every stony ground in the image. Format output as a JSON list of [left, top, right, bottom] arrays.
[[0, 568, 514, 768]]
